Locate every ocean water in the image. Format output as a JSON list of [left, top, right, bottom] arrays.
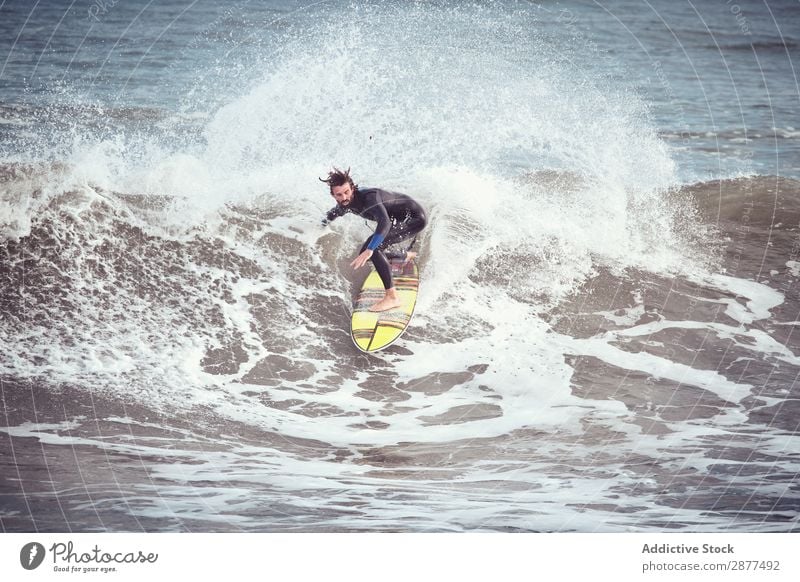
[[1, 0, 799, 532]]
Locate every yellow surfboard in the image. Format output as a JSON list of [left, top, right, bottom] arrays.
[[351, 258, 419, 353]]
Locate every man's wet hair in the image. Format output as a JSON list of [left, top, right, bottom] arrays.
[[319, 167, 358, 194]]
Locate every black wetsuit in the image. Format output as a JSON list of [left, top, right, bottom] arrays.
[[325, 187, 427, 289]]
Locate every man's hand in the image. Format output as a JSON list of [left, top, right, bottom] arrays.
[[350, 249, 373, 269]]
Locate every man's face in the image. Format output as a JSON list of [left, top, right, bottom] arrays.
[[331, 183, 354, 206]]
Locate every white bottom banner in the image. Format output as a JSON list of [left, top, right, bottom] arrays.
[[2, 533, 797, 581]]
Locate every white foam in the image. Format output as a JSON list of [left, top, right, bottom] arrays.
[[562, 333, 753, 404], [695, 272, 784, 325]]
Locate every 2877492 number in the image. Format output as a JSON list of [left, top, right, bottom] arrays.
[[729, 561, 780, 571]]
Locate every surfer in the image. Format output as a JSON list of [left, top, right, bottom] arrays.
[[320, 167, 427, 312]]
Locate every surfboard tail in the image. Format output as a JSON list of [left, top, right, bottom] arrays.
[[351, 258, 419, 353]]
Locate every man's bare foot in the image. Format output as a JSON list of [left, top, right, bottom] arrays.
[[370, 297, 403, 312], [403, 251, 417, 263], [370, 289, 402, 312]]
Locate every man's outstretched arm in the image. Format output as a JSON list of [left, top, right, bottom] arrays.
[[322, 205, 347, 226]]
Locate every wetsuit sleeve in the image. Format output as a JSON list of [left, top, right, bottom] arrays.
[[324, 205, 347, 224], [365, 190, 391, 250]]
